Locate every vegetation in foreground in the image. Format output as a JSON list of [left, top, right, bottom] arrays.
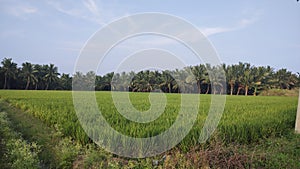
[[0, 90, 299, 168], [0, 111, 40, 169]]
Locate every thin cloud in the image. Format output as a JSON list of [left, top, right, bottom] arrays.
[[200, 16, 258, 36], [47, 1, 84, 18], [47, 0, 130, 26], [238, 18, 257, 27], [20, 6, 37, 14], [110, 17, 257, 48], [47, 0, 104, 25], [200, 27, 233, 36], [106, 16, 259, 51], [83, 0, 100, 17]]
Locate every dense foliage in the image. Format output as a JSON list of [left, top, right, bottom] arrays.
[[0, 58, 299, 95]]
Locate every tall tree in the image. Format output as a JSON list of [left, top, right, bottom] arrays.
[[32, 64, 45, 90], [1, 58, 18, 89], [21, 62, 37, 90], [131, 71, 152, 92], [191, 64, 207, 94], [208, 65, 226, 95], [59, 73, 72, 90], [172, 69, 190, 93], [96, 72, 114, 91], [44, 64, 60, 90], [242, 63, 253, 96], [224, 64, 237, 95], [160, 71, 174, 93], [113, 72, 130, 91], [274, 69, 294, 89], [251, 66, 272, 96], [234, 62, 252, 96]]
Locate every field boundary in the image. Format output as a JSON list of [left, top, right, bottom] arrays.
[[0, 100, 59, 167]]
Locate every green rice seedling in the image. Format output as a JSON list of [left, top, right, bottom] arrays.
[[0, 90, 297, 148]]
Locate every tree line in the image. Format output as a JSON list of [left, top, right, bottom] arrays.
[[1, 58, 299, 95]]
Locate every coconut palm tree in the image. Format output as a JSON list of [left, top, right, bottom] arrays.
[[59, 73, 72, 90], [241, 63, 253, 96], [160, 70, 174, 93], [131, 71, 146, 92], [44, 64, 60, 90], [21, 62, 37, 90], [1, 58, 18, 89], [115, 71, 131, 91], [191, 64, 207, 94], [234, 62, 251, 96], [98, 72, 114, 91], [172, 69, 191, 93], [250, 66, 272, 96], [223, 64, 237, 95], [273, 69, 295, 89], [130, 70, 154, 92], [32, 64, 44, 90], [208, 65, 226, 95], [85, 71, 96, 90]]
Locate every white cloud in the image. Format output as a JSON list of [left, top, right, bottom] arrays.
[[98, 16, 259, 51], [200, 27, 233, 36], [200, 16, 258, 36], [83, 0, 100, 17], [238, 18, 256, 27], [47, 1, 83, 18], [47, 0, 105, 25], [22, 6, 37, 14]]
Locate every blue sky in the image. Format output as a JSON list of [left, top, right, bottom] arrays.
[[0, 0, 299, 75]]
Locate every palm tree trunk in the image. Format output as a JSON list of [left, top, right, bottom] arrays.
[[237, 87, 241, 95], [25, 76, 30, 90], [6, 77, 10, 89], [245, 85, 249, 96], [197, 81, 201, 94], [230, 84, 234, 95], [206, 84, 210, 94], [3, 75, 7, 89]]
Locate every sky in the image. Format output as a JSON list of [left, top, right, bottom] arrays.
[[0, 0, 299, 75]]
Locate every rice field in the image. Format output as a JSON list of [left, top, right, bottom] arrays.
[[0, 90, 297, 149]]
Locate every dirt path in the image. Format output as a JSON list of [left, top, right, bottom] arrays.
[[0, 100, 61, 168]]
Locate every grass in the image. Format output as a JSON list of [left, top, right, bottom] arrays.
[[260, 88, 299, 97], [0, 90, 299, 168], [0, 99, 59, 167], [0, 110, 40, 169], [0, 99, 83, 168]]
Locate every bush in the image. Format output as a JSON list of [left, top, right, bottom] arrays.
[[5, 139, 40, 169]]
